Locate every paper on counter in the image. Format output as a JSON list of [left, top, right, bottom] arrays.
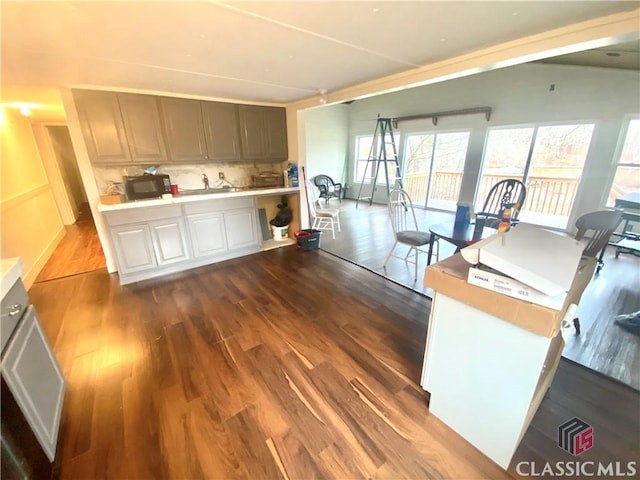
[[460, 224, 584, 296]]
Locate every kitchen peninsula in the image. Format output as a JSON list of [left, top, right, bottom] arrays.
[[99, 186, 299, 285], [421, 253, 596, 469]]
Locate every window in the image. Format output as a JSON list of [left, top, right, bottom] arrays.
[[606, 118, 640, 207], [403, 131, 470, 210], [354, 133, 400, 186], [477, 123, 595, 229]]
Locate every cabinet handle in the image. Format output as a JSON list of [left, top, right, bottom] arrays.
[[8, 304, 22, 316]]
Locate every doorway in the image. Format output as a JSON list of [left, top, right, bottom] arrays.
[[32, 124, 106, 282]]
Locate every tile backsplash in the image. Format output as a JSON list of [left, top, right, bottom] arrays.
[[94, 161, 288, 194]]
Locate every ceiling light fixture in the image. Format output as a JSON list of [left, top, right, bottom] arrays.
[[318, 89, 328, 105], [4, 102, 38, 117]]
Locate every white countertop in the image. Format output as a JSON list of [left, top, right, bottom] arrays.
[[1, 257, 24, 299], [98, 186, 301, 212]]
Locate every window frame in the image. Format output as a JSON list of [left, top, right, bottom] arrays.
[[353, 132, 401, 186], [402, 128, 472, 211], [475, 120, 597, 229], [604, 115, 640, 208]]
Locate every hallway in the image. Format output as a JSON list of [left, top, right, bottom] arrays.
[[35, 204, 105, 283]]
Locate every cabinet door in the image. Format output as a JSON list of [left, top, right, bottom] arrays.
[[110, 223, 157, 274], [264, 107, 288, 160], [202, 102, 242, 161], [73, 90, 131, 164], [118, 93, 168, 163], [225, 208, 259, 251], [238, 105, 267, 159], [2, 306, 66, 462], [159, 97, 209, 162], [186, 212, 227, 258], [149, 218, 191, 266]]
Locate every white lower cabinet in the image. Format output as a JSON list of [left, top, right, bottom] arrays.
[[104, 198, 260, 284], [186, 212, 227, 258], [110, 223, 157, 274], [149, 217, 191, 265], [225, 208, 259, 251]]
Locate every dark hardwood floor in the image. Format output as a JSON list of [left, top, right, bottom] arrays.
[[323, 199, 640, 391], [35, 203, 105, 283], [28, 248, 639, 479]]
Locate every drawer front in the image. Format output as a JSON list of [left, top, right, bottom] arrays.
[[104, 204, 183, 226], [183, 196, 254, 215], [1, 279, 29, 353]]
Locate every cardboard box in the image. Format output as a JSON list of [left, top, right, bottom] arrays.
[[424, 254, 596, 338], [100, 194, 124, 205], [468, 264, 566, 311]]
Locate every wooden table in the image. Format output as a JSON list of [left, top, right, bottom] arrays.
[[614, 192, 640, 258], [427, 222, 490, 265]]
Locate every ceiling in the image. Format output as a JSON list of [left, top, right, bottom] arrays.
[[1, 1, 639, 120]]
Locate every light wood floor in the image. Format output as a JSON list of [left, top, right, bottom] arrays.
[[322, 200, 640, 391], [28, 249, 639, 479], [35, 204, 105, 283]]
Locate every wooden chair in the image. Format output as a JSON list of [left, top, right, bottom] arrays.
[[476, 179, 527, 229], [571, 209, 623, 334], [383, 188, 439, 282], [306, 182, 341, 239], [575, 209, 623, 273], [313, 175, 342, 206]]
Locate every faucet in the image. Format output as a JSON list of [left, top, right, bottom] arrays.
[[202, 173, 209, 190]]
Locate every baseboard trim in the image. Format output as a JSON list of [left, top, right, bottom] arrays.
[[22, 227, 66, 291]]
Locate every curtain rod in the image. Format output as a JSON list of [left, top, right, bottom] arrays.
[[393, 107, 492, 126]]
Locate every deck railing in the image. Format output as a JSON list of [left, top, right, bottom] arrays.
[[404, 172, 579, 216]]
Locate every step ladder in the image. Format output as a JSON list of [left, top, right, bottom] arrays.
[[356, 117, 402, 207]]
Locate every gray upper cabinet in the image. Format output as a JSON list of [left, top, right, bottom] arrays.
[[264, 107, 288, 159], [75, 89, 287, 165], [238, 106, 266, 160], [75, 90, 167, 165], [202, 102, 242, 161], [74, 90, 132, 164], [118, 93, 168, 163], [239, 105, 288, 161], [159, 97, 209, 163]]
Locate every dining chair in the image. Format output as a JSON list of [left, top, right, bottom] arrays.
[[570, 209, 623, 334], [476, 179, 527, 229], [306, 182, 341, 239], [384, 188, 439, 281]]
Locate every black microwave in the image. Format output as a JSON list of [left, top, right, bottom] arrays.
[[123, 174, 172, 200]]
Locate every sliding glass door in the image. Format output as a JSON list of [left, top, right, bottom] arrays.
[[477, 123, 594, 228], [403, 131, 470, 210]]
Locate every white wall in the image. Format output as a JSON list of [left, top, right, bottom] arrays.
[[304, 104, 350, 185], [345, 63, 640, 225], [1, 108, 65, 289]]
